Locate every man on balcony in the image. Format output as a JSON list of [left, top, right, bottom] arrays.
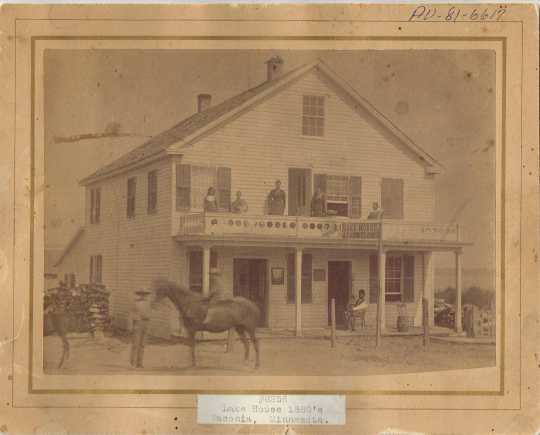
[[267, 180, 286, 215], [231, 191, 248, 214], [311, 187, 327, 217]]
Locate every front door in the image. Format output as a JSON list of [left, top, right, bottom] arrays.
[[288, 168, 312, 216], [328, 261, 352, 326], [233, 259, 268, 326]]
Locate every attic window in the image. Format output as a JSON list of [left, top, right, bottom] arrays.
[[302, 95, 325, 137]]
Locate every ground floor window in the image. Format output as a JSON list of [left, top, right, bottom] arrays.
[[89, 255, 102, 283], [369, 254, 415, 303]]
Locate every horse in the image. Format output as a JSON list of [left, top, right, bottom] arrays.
[[44, 296, 70, 369], [153, 279, 261, 369]]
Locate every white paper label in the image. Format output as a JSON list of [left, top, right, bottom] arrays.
[[197, 395, 345, 425]]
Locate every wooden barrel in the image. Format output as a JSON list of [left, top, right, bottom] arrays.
[[397, 315, 409, 332]]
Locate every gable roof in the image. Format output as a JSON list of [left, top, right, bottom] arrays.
[[80, 60, 442, 185], [79, 63, 309, 185]]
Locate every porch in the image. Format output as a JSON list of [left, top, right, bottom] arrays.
[[173, 212, 471, 337]]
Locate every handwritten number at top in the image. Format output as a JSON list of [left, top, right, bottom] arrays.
[[409, 6, 507, 22]]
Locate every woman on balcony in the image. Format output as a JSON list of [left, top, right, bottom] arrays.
[[204, 187, 218, 212]]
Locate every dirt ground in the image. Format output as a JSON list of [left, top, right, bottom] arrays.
[[44, 333, 495, 376]]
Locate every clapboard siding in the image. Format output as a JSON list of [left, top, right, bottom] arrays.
[[179, 70, 435, 221], [84, 158, 176, 337]]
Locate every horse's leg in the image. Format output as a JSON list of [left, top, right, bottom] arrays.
[[187, 329, 196, 367], [53, 314, 69, 369], [247, 329, 260, 369], [234, 327, 250, 361]]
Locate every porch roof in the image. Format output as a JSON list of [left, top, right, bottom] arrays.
[[174, 234, 471, 252]]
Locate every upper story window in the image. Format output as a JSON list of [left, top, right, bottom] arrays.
[[127, 177, 136, 218], [381, 178, 404, 219], [313, 173, 362, 218], [302, 95, 325, 137], [90, 187, 101, 224], [147, 170, 158, 214], [176, 164, 231, 211]]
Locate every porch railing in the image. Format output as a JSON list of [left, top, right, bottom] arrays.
[[176, 212, 461, 243]]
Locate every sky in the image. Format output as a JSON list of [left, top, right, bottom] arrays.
[[44, 49, 496, 272]]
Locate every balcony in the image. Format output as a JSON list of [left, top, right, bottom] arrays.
[[175, 213, 465, 249]]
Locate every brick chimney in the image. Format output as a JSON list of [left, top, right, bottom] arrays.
[[197, 94, 212, 113], [266, 56, 284, 81]]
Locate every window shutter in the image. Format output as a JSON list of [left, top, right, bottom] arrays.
[[176, 164, 191, 210], [301, 254, 313, 303], [96, 255, 103, 283], [147, 171, 157, 214], [403, 255, 415, 302], [369, 254, 378, 303], [95, 188, 101, 223], [217, 167, 231, 211], [89, 256, 94, 283], [127, 178, 136, 218], [287, 254, 295, 303], [381, 178, 404, 219], [210, 250, 218, 269], [90, 189, 95, 223], [314, 174, 327, 193], [350, 176, 362, 218]]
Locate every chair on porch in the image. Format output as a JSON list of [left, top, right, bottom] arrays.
[[344, 289, 368, 331]]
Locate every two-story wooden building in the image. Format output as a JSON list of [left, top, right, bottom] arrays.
[[74, 57, 470, 337]]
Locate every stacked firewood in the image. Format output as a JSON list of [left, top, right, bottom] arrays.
[[44, 283, 111, 335]]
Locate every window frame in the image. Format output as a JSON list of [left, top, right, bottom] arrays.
[[302, 95, 325, 137], [89, 254, 103, 284], [90, 187, 101, 224]]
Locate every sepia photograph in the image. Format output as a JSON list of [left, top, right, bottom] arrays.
[[42, 49, 497, 376]]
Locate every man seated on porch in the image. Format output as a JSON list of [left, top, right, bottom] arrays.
[[345, 289, 368, 331], [204, 187, 218, 212], [367, 202, 384, 220], [267, 180, 286, 215], [310, 187, 326, 217], [231, 190, 248, 213]]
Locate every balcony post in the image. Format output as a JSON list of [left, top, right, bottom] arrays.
[[202, 244, 211, 295], [455, 249, 463, 333], [423, 251, 435, 327], [378, 249, 386, 332], [295, 247, 303, 337]]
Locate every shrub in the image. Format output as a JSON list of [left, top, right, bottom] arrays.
[[435, 286, 494, 309]]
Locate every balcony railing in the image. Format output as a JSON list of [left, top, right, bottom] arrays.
[[176, 212, 462, 244]]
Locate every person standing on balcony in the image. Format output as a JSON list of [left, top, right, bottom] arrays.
[[231, 190, 248, 213], [267, 180, 286, 215], [204, 187, 218, 212], [311, 187, 326, 217], [368, 202, 384, 220]]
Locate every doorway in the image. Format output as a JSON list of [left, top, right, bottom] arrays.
[[233, 259, 268, 327], [288, 168, 312, 216], [327, 261, 352, 326]]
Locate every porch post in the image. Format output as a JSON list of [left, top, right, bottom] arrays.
[[378, 249, 386, 332], [202, 244, 211, 295], [295, 247, 303, 337], [455, 249, 463, 333], [423, 251, 435, 327]]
